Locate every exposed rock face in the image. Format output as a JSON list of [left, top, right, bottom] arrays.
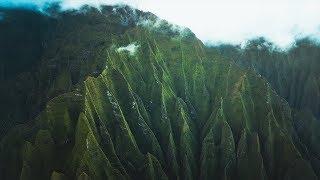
[[0, 5, 319, 180]]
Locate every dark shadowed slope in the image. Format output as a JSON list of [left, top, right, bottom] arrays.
[[0, 5, 141, 137]]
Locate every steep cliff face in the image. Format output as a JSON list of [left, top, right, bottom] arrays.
[[0, 5, 143, 137], [0, 5, 320, 180], [216, 38, 320, 120]]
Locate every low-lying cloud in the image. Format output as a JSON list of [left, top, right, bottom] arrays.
[[1, 0, 320, 48], [116, 42, 140, 56]]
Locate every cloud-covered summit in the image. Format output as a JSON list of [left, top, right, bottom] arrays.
[[1, 0, 320, 48]]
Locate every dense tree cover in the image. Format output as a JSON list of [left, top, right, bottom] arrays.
[[0, 8, 53, 135], [0, 5, 140, 137], [214, 37, 320, 120], [0, 5, 320, 180]]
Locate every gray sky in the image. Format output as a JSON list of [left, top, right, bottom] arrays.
[[2, 0, 320, 47]]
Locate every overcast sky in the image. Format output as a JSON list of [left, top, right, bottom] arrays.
[[1, 0, 320, 47]]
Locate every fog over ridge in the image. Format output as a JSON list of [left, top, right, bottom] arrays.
[[1, 0, 320, 48]]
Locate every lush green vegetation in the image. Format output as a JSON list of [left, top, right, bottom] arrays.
[[0, 5, 136, 137], [0, 5, 319, 180], [214, 37, 320, 120]]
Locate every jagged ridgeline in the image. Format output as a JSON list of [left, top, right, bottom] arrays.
[[214, 38, 320, 121], [1, 6, 320, 180]]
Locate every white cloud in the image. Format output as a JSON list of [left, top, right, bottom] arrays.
[[134, 0, 320, 47], [1, 0, 320, 48], [117, 42, 140, 56]]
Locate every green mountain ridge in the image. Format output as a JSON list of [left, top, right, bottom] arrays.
[[214, 38, 320, 120], [0, 5, 320, 180]]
